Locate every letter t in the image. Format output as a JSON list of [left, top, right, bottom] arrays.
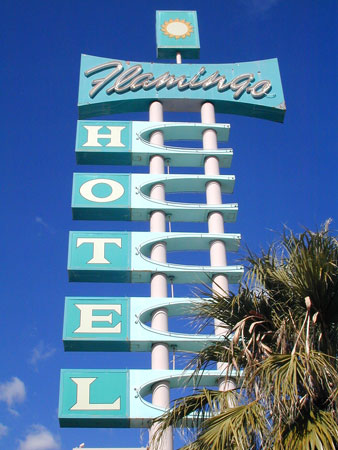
[[76, 238, 122, 264]]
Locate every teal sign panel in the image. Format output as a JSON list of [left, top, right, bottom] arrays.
[[72, 173, 237, 223], [156, 10, 200, 59], [78, 55, 286, 122], [76, 120, 132, 165], [63, 297, 219, 352], [59, 369, 129, 427], [63, 297, 129, 351], [59, 369, 222, 428], [68, 231, 130, 282], [67, 231, 244, 284], [72, 173, 131, 220], [75, 120, 233, 167]]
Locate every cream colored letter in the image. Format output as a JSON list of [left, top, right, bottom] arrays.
[[70, 378, 121, 410], [76, 237, 122, 264], [83, 126, 125, 147], [74, 304, 122, 333], [79, 178, 125, 203]]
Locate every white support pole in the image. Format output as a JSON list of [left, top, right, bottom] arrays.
[[201, 102, 228, 295], [148, 101, 173, 450], [201, 102, 234, 389], [149, 50, 181, 449]]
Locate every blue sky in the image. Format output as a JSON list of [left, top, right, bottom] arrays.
[[1, 0, 337, 449]]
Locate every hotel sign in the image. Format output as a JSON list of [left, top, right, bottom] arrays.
[[60, 9, 286, 434], [79, 55, 286, 122]]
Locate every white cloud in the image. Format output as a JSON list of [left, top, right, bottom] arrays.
[[35, 216, 49, 227], [35, 216, 55, 234], [29, 341, 56, 367], [18, 425, 60, 450], [0, 423, 9, 438], [0, 377, 26, 414]]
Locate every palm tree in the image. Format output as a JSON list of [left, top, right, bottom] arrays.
[[152, 222, 338, 449]]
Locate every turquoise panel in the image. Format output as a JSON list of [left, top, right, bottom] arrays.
[[156, 11, 200, 59], [78, 55, 286, 122], [134, 121, 230, 141], [129, 369, 222, 428], [76, 120, 233, 167], [72, 173, 131, 220], [68, 231, 131, 282], [132, 173, 237, 222], [67, 232, 243, 284], [76, 120, 132, 165], [134, 232, 241, 253], [136, 174, 235, 194], [59, 369, 129, 427], [59, 369, 222, 428], [63, 297, 219, 352], [131, 232, 244, 284], [72, 173, 237, 223], [130, 297, 219, 352], [63, 297, 129, 351]]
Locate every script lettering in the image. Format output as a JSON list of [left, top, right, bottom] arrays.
[[84, 61, 272, 100]]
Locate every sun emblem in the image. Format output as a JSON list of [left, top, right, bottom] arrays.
[[161, 18, 193, 40]]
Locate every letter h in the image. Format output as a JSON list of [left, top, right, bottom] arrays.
[[82, 125, 126, 147]]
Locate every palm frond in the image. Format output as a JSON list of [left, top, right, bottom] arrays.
[[185, 401, 268, 450], [151, 389, 237, 447], [275, 409, 338, 450], [252, 351, 338, 422]]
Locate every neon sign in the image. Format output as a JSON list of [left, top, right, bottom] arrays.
[[78, 56, 286, 122]]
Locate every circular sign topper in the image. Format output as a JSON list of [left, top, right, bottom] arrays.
[[161, 18, 193, 39]]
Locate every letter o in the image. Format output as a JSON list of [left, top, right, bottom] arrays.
[[249, 80, 272, 99], [80, 178, 125, 203]]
